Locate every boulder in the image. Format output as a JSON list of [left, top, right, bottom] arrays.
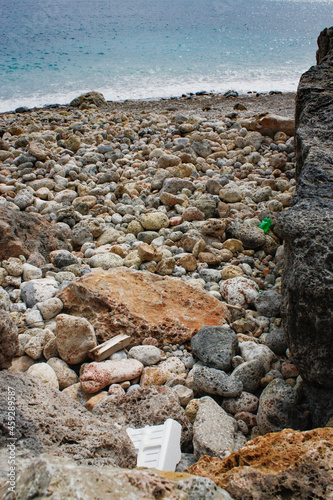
[[56, 314, 97, 364], [70, 91, 107, 107], [0, 311, 18, 370], [0, 454, 232, 500], [193, 396, 237, 461], [276, 28, 333, 426], [187, 428, 333, 500], [0, 371, 137, 468], [0, 207, 71, 260], [58, 268, 229, 346], [93, 385, 193, 451]]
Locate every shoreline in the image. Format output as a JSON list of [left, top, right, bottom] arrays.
[[0, 90, 296, 120]]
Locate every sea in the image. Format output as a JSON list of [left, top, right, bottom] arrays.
[[0, 0, 333, 112]]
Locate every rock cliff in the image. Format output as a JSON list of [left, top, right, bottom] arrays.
[[277, 27, 333, 426]]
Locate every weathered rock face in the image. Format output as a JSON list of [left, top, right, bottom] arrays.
[[0, 207, 71, 260], [58, 267, 229, 346], [0, 454, 232, 500], [0, 311, 18, 369], [70, 91, 107, 107], [187, 428, 333, 500], [0, 371, 137, 468], [92, 385, 193, 451], [276, 27, 333, 426]]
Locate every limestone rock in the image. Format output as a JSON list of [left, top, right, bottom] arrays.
[[193, 396, 236, 461], [56, 314, 97, 364], [47, 357, 78, 390], [231, 359, 265, 393], [27, 362, 59, 389], [20, 277, 59, 308], [0, 207, 70, 260], [220, 276, 259, 307], [58, 267, 229, 346], [128, 345, 162, 366], [70, 91, 107, 107], [0, 311, 19, 370], [187, 428, 333, 500], [0, 370, 136, 468], [0, 454, 233, 500], [93, 385, 193, 451], [80, 359, 144, 393]]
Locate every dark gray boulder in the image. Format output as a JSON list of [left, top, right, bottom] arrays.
[[276, 27, 333, 426], [191, 326, 239, 371]]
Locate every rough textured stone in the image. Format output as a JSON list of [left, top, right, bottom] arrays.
[[222, 392, 259, 415], [58, 268, 229, 346], [254, 290, 281, 317], [187, 428, 333, 500], [257, 378, 297, 434], [70, 91, 107, 107], [47, 357, 78, 390], [0, 207, 70, 260], [193, 397, 236, 461], [93, 385, 193, 451], [191, 326, 238, 371], [80, 359, 144, 393], [0, 454, 233, 500], [0, 311, 18, 370], [56, 314, 97, 364], [20, 277, 59, 308], [0, 371, 136, 468], [231, 359, 265, 394], [26, 362, 59, 389], [128, 345, 162, 366], [187, 363, 243, 398], [276, 29, 333, 426], [220, 276, 259, 307]]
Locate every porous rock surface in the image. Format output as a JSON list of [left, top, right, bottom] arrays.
[[0, 207, 71, 260], [0, 454, 233, 500], [0, 371, 137, 468], [187, 427, 333, 500], [92, 385, 193, 451], [0, 311, 18, 370], [58, 267, 229, 345], [276, 27, 333, 426]]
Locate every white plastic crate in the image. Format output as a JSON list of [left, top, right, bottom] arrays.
[[126, 418, 182, 471]]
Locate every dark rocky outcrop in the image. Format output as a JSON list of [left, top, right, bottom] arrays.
[[0, 312, 18, 370], [276, 27, 333, 426], [0, 207, 71, 260], [0, 371, 137, 468]]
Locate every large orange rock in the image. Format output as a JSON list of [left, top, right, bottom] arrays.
[[186, 428, 333, 499], [58, 267, 229, 346]]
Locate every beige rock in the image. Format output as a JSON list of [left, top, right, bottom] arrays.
[[96, 228, 121, 246], [89, 252, 123, 269], [58, 268, 229, 346], [156, 257, 176, 275], [85, 391, 108, 411], [62, 382, 91, 404], [47, 357, 78, 390], [56, 314, 97, 364], [137, 243, 162, 262], [185, 398, 200, 423], [139, 212, 169, 231], [178, 254, 197, 271], [37, 297, 63, 320], [80, 359, 144, 393], [222, 239, 243, 253], [221, 265, 244, 280], [9, 355, 35, 372], [27, 362, 59, 389]]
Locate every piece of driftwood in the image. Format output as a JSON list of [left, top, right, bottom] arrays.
[[88, 333, 132, 362]]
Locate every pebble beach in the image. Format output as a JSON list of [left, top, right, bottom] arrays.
[[0, 89, 306, 477]]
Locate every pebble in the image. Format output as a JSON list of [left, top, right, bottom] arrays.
[[0, 96, 297, 454]]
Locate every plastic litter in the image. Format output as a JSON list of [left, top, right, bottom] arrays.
[[126, 418, 182, 471], [258, 217, 272, 233]]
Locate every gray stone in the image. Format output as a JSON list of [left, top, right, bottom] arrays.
[[265, 328, 288, 356], [20, 278, 59, 308], [128, 345, 162, 366], [239, 341, 276, 372], [222, 392, 259, 415], [191, 326, 239, 371], [257, 378, 297, 434], [51, 250, 79, 268], [0, 370, 136, 467], [254, 290, 282, 317], [0, 286, 10, 310], [227, 222, 266, 249], [231, 359, 265, 393], [193, 396, 236, 460], [47, 357, 78, 389], [89, 252, 123, 269], [13, 188, 34, 209], [187, 363, 243, 397]]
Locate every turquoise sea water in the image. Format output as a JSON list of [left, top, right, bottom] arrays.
[[0, 0, 332, 112]]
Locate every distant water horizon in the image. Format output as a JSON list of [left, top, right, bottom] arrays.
[[1, 0, 332, 113]]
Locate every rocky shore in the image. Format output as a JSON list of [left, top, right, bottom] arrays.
[[0, 50, 332, 499]]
